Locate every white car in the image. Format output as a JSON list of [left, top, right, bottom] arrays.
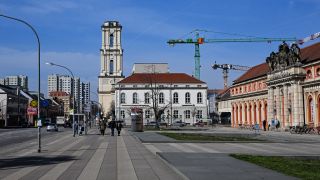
[[47, 123, 58, 132]]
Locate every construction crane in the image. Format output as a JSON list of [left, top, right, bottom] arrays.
[[167, 30, 297, 80], [212, 62, 251, 89]]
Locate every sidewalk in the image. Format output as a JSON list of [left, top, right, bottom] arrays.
[[0, 128, 185, 180]]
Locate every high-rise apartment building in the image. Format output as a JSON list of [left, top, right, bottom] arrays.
[[1, 75, 28, 91], [48, 74, 90, 113]]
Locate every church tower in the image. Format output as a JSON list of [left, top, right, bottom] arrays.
[[98, 21, 124, 117]]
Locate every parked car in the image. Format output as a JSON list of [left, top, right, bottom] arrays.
[[47, 123, 58, 132], [172, 120, 186, 127]]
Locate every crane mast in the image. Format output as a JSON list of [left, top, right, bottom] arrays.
[[212, 62, 251, 89]]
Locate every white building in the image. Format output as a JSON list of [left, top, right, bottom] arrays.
[[115, 73, 208, 125], [1, 75, 28, 91], [48, 74, 59, 96], [80, 82, 90, 113]]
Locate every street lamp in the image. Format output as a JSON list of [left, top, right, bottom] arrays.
[[46, 62, 76, 137], [0, 14, 41, 153]]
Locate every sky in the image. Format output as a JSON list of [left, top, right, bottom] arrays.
[[0, 0, 320, 100]]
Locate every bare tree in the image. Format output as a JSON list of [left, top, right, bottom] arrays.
[[143, 70, 170, 129]]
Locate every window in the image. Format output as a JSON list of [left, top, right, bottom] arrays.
[[145, 110, 150, 119], [185, 110, 190, 119], [173, 110, 179, 119], [197, 85, 202, 87], [120, 93, 126, 104], [159, 85, 164, 88], [174, 85, 178, 87], [196, 110, 202, 119], [109, 33, 114, 47], [144, 93, 150, 104], [109, 60, 114, 75], [133, 85, 137, 88], [173, 92, 179, 104], [317, 68, 320, 76], [159, 93, 164, 104], [185, 92, 190, 104], [186, 85, 190, 88], [307, 69, 312, 78], [120, 110, 125, 119], [133, 93, 138, 104], [197, 92, 202, 104]]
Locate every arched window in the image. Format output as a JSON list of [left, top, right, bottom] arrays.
[[173, 92, 179, 104], [159, 93, 164, 104], [197, 92, 202, 104], [109, 33, 114, 47], [185, 92, 190, 104], [307, 69, 312, 78], [144, 93, 150, 104], [133, 93, 138, 104], [120, 93, 126, 104], [308, 97, 314, 123], [110, 60, 114, 75]]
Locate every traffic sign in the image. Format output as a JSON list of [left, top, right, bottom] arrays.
[[41, 100, 49, 107], [30, 100, 38, 107]]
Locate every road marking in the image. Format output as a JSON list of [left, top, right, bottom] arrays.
[[144, 143, 162, 155], [46, 134, 70, 145], [169, 143, 195, 152], [38, 145, 90, 180], [185, 143, 221, 153], [117, 136, 138, 180], [2, 137, 85, 180], [78, 142, 108, 180]]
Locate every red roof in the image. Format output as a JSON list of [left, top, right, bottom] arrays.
[[234, 42, 320, 84], [118, 73, 205, 84]]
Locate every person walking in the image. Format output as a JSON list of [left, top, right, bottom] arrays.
[[109, 120, 116, 136], [116, 122, 123, 136], [262, 119, 267, 131], [100, 120, 106, 136]]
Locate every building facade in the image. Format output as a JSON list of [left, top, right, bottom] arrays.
[[115, 73, 208, 125], [0, 75, 28, 91], [226, 42, 320, 129], [98, 21, 124, 117]]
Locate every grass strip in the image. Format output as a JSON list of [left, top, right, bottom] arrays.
[[230, 154, 320, 180], [159, 132, 262, 141]]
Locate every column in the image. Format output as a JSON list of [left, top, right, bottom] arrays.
[[298, 82, 304, 125], [251, 101, 255, 124], [241, 102, 245, 125], [237, 103, 241, 125], [283, 85, 289, 128], [293, 82, 299, 126], [232, 104, 235, 127], [268, 87, 274, 122], [102, 29, 105, 48], [276, 86, 281, 121]]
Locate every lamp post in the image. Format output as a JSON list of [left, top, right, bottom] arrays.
[[46, 62, 76, 137], [0, 14, 41, 153]]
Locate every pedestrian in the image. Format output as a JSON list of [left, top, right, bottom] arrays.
[[262, 119, 266, 131], [276, 120, 280, 130], [109, 120, 116, 136], [116, 122, 123, 136], [100, 120, 106, 136]]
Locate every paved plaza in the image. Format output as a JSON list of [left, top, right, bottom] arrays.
[[1, 127, 319, 179]]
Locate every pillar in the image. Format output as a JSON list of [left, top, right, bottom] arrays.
[[268, 87, 274, 122], [293, 82, 300, 126], [283, 85, 289, 128], [297, 82, 304, 125], [276, 86, 281, 121]]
